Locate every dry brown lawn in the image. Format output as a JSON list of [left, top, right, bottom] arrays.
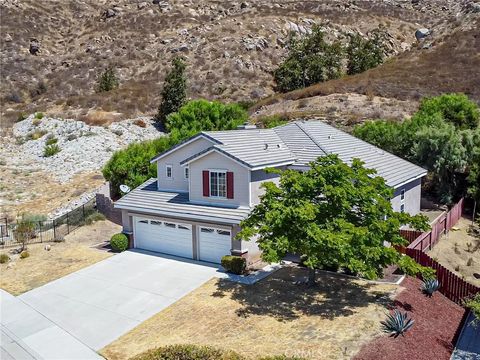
[[428, 217, 480, 287], [102, 267, 398, 360], [0, 220, 120, 295]]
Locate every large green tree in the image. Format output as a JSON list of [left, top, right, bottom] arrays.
[[155, 57, 187, 124], [273, 26, 343, 92], [353, 93, 480, 205], [237, 155, 431, 286], [346, 30, 385, 75]]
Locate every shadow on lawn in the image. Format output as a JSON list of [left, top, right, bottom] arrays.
[[212, 267, 391, 321]]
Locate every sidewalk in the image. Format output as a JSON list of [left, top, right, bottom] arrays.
[[0, 289, 102, 360], [451, 311, 480, 360]]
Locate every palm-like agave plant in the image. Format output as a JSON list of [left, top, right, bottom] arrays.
[[381, 309, 414, 338], [421, 278, 440, 297]]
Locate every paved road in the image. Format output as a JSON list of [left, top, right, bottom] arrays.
[[2, 250, 219, 358]]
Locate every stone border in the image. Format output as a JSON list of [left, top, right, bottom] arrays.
[[215, 263, 284, 285]]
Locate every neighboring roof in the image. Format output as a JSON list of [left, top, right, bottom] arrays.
[[115, 178, 251, 225], [180, 129, 297, 169], [273, 121, 427, 187], [149, 133, 220, 164]]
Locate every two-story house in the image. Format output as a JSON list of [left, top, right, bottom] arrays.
[[115, 120, 427, 264]]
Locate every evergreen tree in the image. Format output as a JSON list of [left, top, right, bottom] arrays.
[[155, 57, 187, 124], [96, 66, 119, 92], [346, 30, 385, 75]]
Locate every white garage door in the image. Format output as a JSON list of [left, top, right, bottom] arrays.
[[198, 227, 231, 264], [134, 217, 193, 259]]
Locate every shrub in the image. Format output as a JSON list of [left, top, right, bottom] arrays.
[[346, 30, 386, 75], [20, 251, 30, 259], [32, 118, 42, 126], [381, 309, 414, 338], [85, 211, 106, 225], [67, 134, 78, 141], [273, 25, 343, 92], [463, 293, 480, 325], [15, 214, 37, 251], [28, 130, 47, 140], [44, 144, 61, 157], [45, 135, 58, 146], [221, 255, 246, 275], [131, 344, 244, 360], [0, 254, 10, 264], [96, 66, 119, 92], [155, 57, 187, 124], [421, 278, 440, 297], [257, 115, 288, 129], [110, 233, 128, 252], [35, 112, 44, 119], [17, 112, 27, 122]]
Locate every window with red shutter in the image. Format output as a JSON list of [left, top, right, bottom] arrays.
[[202, 170, 209, 197], [227, 172, 234, 199]]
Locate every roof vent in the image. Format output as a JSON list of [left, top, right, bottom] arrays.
[[264, 143, 269, 150], [328, 134, 334, 140], [277, 144, 282, 149], [237, 122, 257, 130]]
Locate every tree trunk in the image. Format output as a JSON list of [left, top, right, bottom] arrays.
[[307, 267, 316, 287]]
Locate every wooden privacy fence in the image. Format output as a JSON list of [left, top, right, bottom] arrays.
[[401, 198, 480, 304], [406, 248, 480, 304], [408, 198, 465, 251]]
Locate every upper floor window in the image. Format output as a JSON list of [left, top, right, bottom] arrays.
[[210, 171, 226, 198], [166, 164, 172, 179], [184, 167, 189, 180], [400, 204, 405, 213], [400, 189, 405, 201]]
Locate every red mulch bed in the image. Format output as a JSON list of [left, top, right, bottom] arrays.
[[354, 277, 465, 360]]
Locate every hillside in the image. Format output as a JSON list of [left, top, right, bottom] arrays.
[[1, 0, 474, 127]]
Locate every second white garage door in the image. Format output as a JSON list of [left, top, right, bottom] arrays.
[[198, 227, 232, 264], [134, 217, 193, 259]]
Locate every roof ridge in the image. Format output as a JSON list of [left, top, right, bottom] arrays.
[[294, 121, 330, 156]]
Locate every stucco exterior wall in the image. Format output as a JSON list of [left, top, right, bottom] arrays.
[[250, 169, 282, 205], [156, 137, 213, 192], [391, 178, 422, 215], [188, 151, 251, 207]]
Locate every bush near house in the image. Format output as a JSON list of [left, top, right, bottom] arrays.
[[221, 255, 247, 275], [110, 233, 128, 252], [353, 93, 480, 204], [131, 344, 304, 360], [0, 254, 10, 264], [20, 251, 30, 259], [463, 293, 480, 324]]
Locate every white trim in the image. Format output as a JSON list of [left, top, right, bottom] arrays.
[[181, 148, 251, 170], [392, 173, 426, 189], [248, 170, 252, 207], [208, 169, 227, 199], [150, 134, 218, 163], [165, 164, 173, 180], [250, 160, 296, 171]]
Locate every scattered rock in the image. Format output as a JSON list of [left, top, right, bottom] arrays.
[[138, 2, 148, 10], [415, 28, 431, 41], [44, 244, 51, 251], [104, 8, 116, 18], [29, 38, 40, 55], [4, 33, 12, 42], [240, 2, 249, 9]]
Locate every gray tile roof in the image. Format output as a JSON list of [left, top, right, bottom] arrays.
[[273, 121, 427, 187], [195, 129, 297, 169], [115, 178, 251, 225]]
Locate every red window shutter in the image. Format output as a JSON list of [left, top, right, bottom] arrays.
[[227, 172, 234, 199], [202, 170, 210, 197]]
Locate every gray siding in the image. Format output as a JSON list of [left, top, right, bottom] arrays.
[[189, 151, 250, 207], [391, 178, 422, 215], [250, 169, 282, 205], [156, 137, 213, 192]]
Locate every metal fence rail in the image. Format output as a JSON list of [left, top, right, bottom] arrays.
[[0, 198, 97, 248]]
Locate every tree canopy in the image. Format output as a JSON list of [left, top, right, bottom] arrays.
[[103, 100, 248, 197], [155, 57, 187, 124], [273, 26, 344, 92], [96, 66, 119, 92], [353, 93, 480, 204], [237, 155, 431, 285], [346, 31, 385, 75]]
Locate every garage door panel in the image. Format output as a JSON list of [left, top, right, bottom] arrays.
[[199, 227, 231, 264], [134, 218, 193, 259]]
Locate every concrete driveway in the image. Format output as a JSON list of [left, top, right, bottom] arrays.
[[15, 250, 219, 352]]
